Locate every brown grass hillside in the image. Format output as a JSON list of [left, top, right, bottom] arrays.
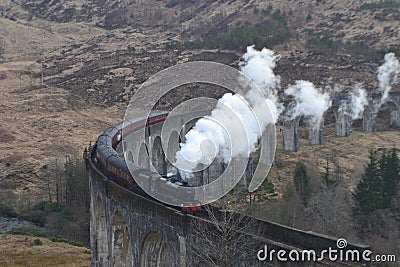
[[0, 235, 90, 267], [271, 126, 400, 196], [0, 0, 399, 204]]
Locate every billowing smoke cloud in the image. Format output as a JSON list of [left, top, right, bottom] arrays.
[[239, 45, 283, 123], [339, 84, 368, 120], [378, 53, 400, 105], [348, 85, 368, 120], [284, 80, 332, 129], [175, 46, 280, 179], [175, 93, 259, 177], [175, 49, 397, 180]]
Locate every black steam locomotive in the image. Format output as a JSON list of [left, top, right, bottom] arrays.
[[92, 111, 200, 212]]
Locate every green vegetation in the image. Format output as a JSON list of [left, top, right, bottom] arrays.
[[353, 149, 400, 217], [304, 28, 314, 36], [360, 1, 400, 10], [372, 47, 400, 59], [171, 24, 290, 50], [166, 11, 291, 51], [0, 203, 17, 218], [341, 41, 370, 57], [128, 45, 136, 53], [306, 36, 335, 52], [19, 201, 73, 227], [265, 4, 273, 14], [305, 35, 399, 60], [321, 160, 337, 188], [263, 179, 277, 198], [244, 145, 399, 256], [10, 226, 51, 237], [353, 150, 383, 216], [245, 175, 277, 204], [272, 9, 287, 26], [10, 226, 87, 247], [165, 3, 398, 60], [380, 149, 400, 208], [33, 238, 43, 246], [0, 147, 91, 246], [293, 160, 310, 203], [83, 142, 93, 159], [256, 178, 278, 202]]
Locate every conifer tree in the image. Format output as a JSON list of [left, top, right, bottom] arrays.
[[293, 160, 310, 203], [381, 149, 400, 208], [321, 160, 337, 188], [353, 149, 382, 216]]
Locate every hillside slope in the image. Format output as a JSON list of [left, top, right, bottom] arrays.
[[1, 0, 399, 49], [0, 234, 90, 267], [0, 0, 399, 204]]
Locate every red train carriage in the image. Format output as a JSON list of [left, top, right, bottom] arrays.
[[93, 111, 201, 213]]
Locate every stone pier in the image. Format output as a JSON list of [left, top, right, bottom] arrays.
[[390, 110, 400, 128], [309, 124, 324, 145], [335, 110, 351, 137], [89, 106, 375, 266], [282, 119, 300, 152], [363, 110, 377, 132]]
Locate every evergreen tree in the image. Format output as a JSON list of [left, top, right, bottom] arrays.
[[381, 149, 400, 208], [262, 178, 278, 201], [353, 150, 382, 216], [247, 176, 277, 204], [321, 160, 336, 188], [293, 160, 310, 203], [353, 149, 400, 219]]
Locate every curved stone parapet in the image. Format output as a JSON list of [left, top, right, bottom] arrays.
[[88, 110, 372, 266]]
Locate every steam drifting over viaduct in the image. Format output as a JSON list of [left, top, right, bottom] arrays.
[[282, 92, 400, 151], [85, 93, 400, 266]]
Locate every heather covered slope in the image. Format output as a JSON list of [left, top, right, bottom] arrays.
[[0, 0, 399, 260], [0, 0, 399, 201], [2, 0, 399, 49]]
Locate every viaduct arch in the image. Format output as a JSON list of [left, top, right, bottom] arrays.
[[281, 92, 400, 151], [87, 101, 384, 266], [87, 89, 400, 267]]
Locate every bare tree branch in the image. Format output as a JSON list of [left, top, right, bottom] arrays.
[[188, 199, 258, 267]]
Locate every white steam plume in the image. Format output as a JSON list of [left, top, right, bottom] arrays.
[[339, 84, 368, 120], [284, 80, 332, 129], [175, 46, 280, 179], [378, 53, 400, 105], [239, 45, 283, 123], [175, 93, 261, 177]]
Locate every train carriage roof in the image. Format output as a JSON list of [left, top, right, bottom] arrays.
[[107, 154, 128, 169], [97, 145, 116, 159], [102, 126, 119, 138]]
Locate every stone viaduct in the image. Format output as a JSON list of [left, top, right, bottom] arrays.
[[88, 161, 371, 266], [281, 92, 400, 151], [86, 92, 400, 266]]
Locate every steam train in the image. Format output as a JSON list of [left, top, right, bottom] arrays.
[[93, 111, 200, 213]]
